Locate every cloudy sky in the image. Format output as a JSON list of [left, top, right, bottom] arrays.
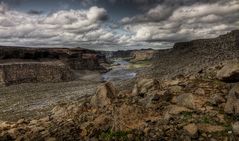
[[0, 0, 238, 51]]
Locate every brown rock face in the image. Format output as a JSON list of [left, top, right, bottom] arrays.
[[0, 46, 108, 85], [0, 46, 107, 71], [131, 49, 158, 62], [0, 61, 74, 86]]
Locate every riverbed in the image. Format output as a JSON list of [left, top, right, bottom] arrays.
[[102, 59, 137, 81]]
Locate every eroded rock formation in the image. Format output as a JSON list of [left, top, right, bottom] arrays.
[[0, 46, 108, 85]]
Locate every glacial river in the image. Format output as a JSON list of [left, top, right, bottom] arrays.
[[101, 59, 137, 81]]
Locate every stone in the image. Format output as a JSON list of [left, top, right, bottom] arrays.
[[0, 122, 11, 130], [195, 88, 205, 95], [131, 84, 138, 96], [209, 94, 225, 105], [224, 84, 239, 114], [167, 105, 192, 115], [217, 61, 239, 82], [232, 122, 239, 135], [45, 137, 57, 141], [183, 123, 198, 137], [169, 86, 182, 93], [90, 82, 117, 107], [197, 124, 225, 133], [172, 93, 195, 109], [134, 79, 159, 96]]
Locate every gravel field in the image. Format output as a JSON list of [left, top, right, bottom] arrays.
[[0, 80, 100, 121]]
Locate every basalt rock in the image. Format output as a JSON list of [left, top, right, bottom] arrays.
[[0, 61, 74, 86], [0, 46, 108, 85], [217, 61, 239, 82]]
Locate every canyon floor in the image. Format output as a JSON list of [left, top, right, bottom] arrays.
[[0, 59, 144, 122]]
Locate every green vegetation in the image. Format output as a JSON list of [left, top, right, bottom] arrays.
[[128, 60, 152, 70], [180, 111, 193, 120], [99, 130, 130, 141]]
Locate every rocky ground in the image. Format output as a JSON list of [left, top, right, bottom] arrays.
[[0, 79, 100, 122], [1, 60, 239, 141]]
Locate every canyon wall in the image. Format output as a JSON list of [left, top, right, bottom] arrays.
[[145, 30, 239, 78], [0, 61, 74, 86], [0, 47, 108, 85]]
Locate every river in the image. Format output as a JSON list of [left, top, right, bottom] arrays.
[[101, 59, 137, 81]]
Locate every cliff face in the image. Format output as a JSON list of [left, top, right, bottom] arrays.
[[0, 61, 74, 86], [101, 49, 159, 61], [0, 47, 108, 85], [0, 47, 107, 70], [130, 50, 159, 61]]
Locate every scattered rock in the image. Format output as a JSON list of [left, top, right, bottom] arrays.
[[132, 79, 159, 96], [217, 61, 239, 82], [195, 88, 205, 95], [90, 82, 117, 107], [232, 122, 239, 135], [209, 94, 225, 105], [197, 124, 225, 133], [224, 84, 239, 114], [183, 123, 198, 137], [168, 85, 182, 93], [172, 93, 206, 109], [167, 105, 192, 115]]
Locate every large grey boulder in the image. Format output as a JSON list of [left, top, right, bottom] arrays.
[[217, 62, 239, 82]]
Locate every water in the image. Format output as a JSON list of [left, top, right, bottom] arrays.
[[101, 59, 137, 81]]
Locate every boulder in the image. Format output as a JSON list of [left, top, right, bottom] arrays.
[[224, 84, 239, 114], [217, 62, 239, 82], [183, 123, 198, 137], [194, 88, 205, 95], [232, 122, 239, 135], [90, 82, 117, 107], [172, 93, 207, 110], [197, 124, 225, 133], [167, 105, 192, 115], [209, 94, 225, 105], [132, 79, 159, 96], [168, 85, 182, 93]]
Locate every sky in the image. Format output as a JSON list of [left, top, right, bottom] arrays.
[[0, 0, 238, 51]]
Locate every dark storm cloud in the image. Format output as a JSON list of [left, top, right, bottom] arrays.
[[27, 9, 43, 15], [0, 0, 238, 50], [119, 0, 239, 45]]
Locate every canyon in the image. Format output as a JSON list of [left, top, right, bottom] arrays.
[[0, 47, 108, 86], [0, 30, 239, 141]]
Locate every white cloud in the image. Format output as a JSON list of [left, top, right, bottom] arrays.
[[0, 1, 238, 50], [120, 0, 239, 47]]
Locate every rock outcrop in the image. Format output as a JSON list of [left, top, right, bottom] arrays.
[[0, 46, 108, 85], [130, 49, 158, 62], [0, 61, 74, 86], [0, 46, 107, 71], [217, 60, 239, 82]]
